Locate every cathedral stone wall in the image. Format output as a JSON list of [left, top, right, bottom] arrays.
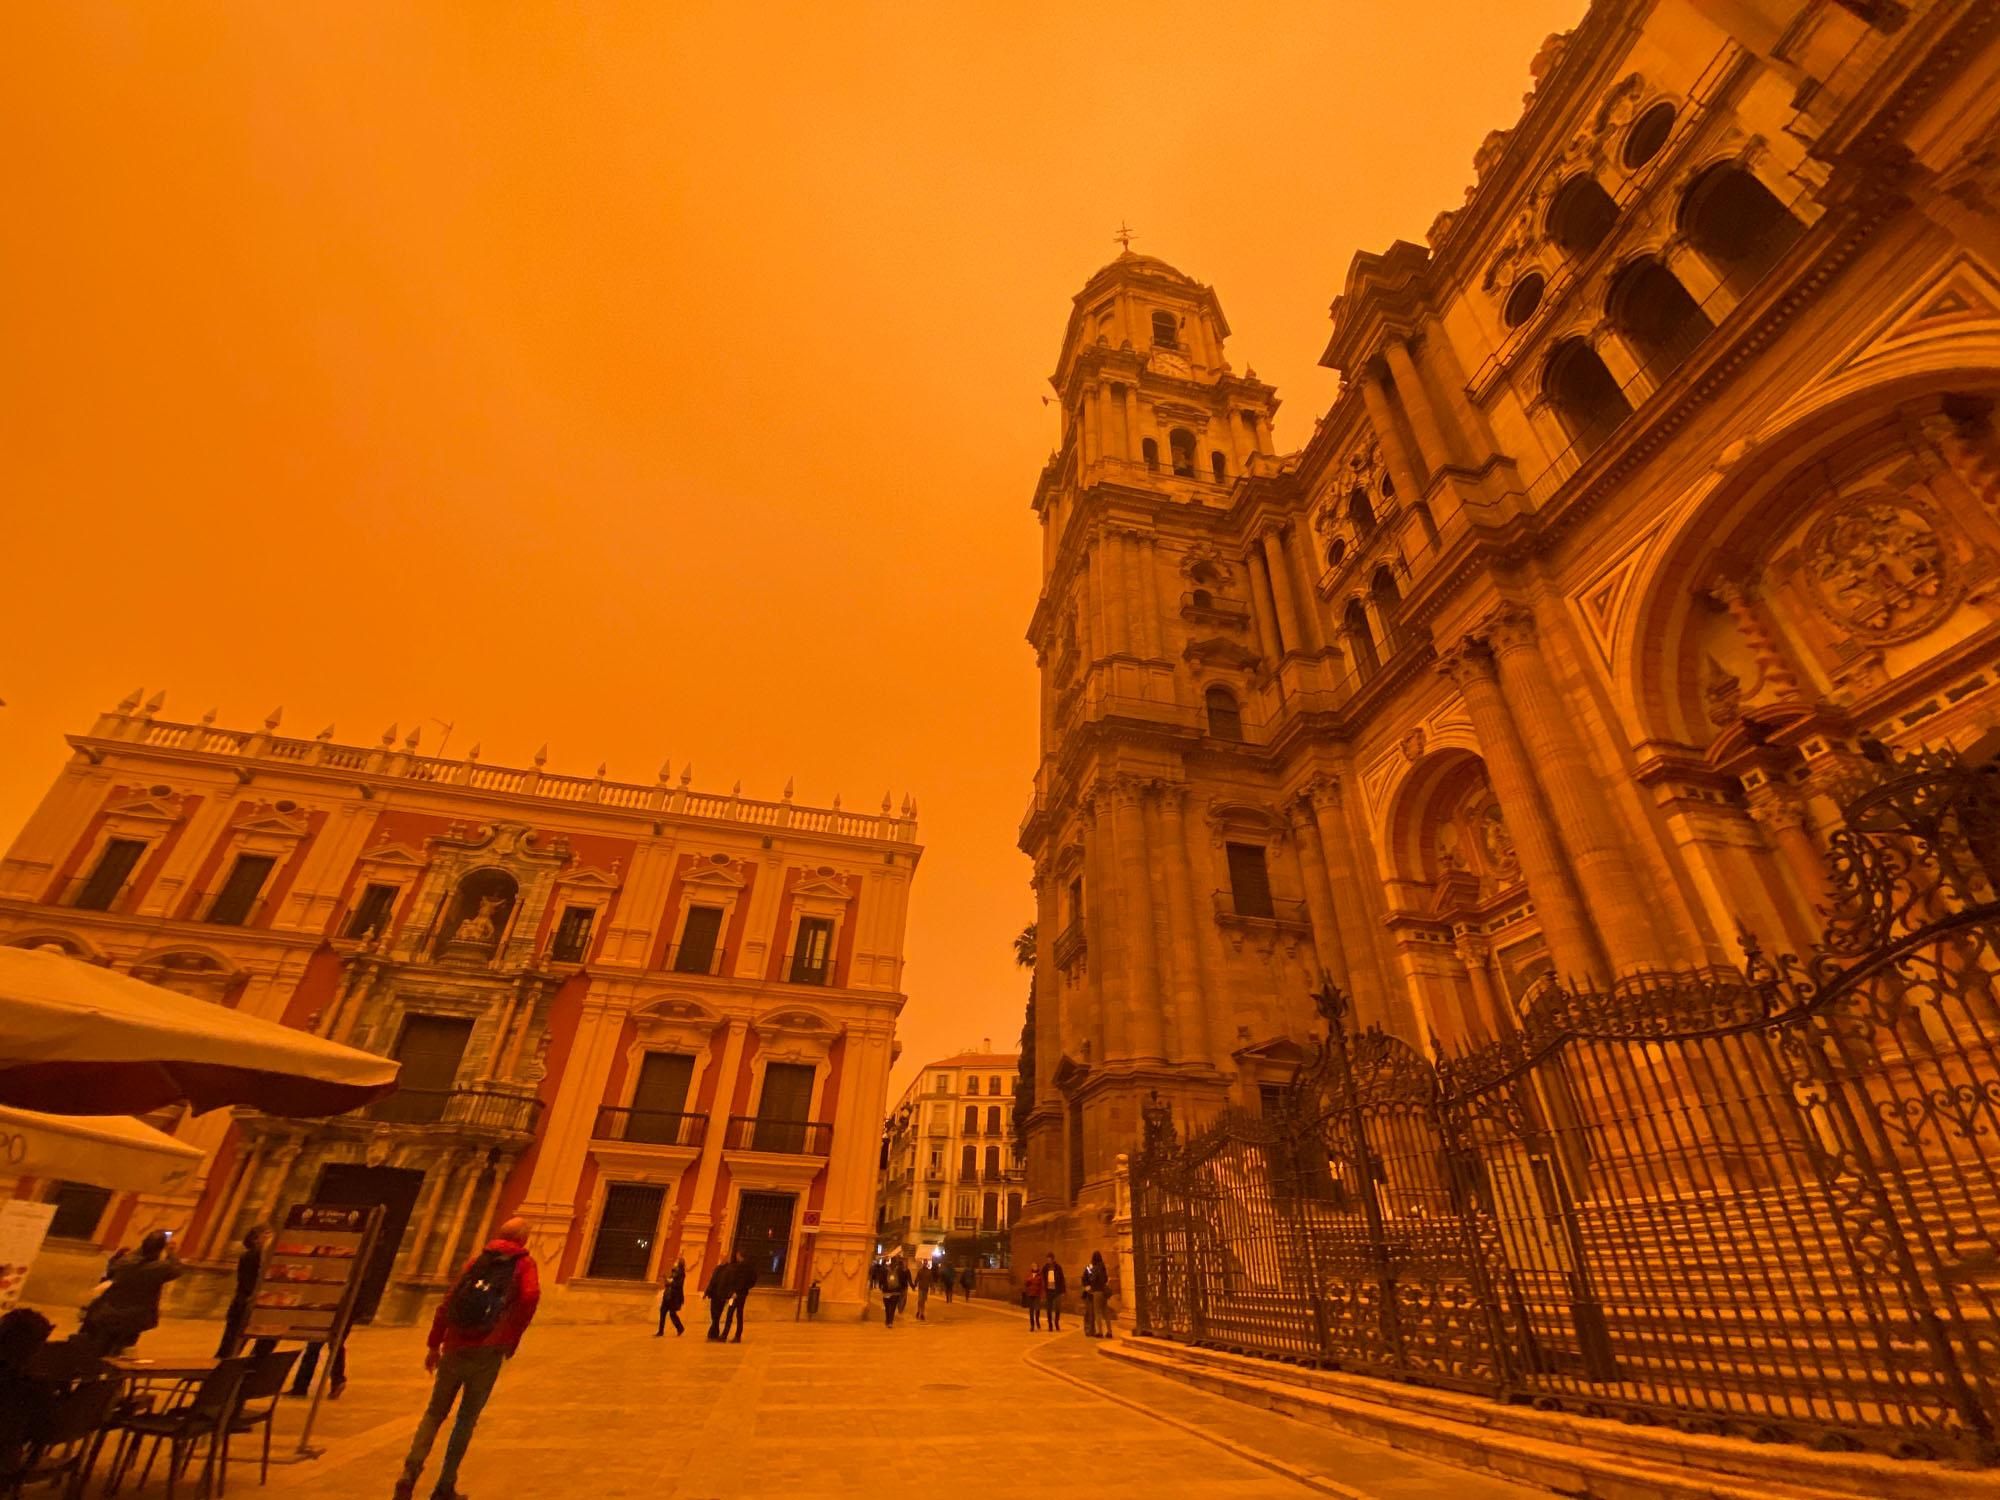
[[1016, 0, 2000, 1269]]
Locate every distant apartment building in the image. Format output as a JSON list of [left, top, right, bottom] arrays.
[[0, 697, 919, 1317], [875, 1045, 1024, 1264]]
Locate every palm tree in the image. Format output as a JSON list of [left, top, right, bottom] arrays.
[[1013, 922, 1037, 968]]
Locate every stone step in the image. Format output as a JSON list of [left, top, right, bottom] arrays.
[[1104, 1334, 2000, 1500]]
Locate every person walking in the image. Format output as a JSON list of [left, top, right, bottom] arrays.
[[80, 1229, 181, 1357], [939, 1262, 955, 1304], [882, 1255, 912, 1328], [1082, 1251, 1114, 1339], [1022, 1264, 1044, 1331], [656, 1257, 687, 1337], [392, 1216, 540, 1500], [1040, 1253, 1066, 1332], [216, 1226, 279, 1359], [959, 1264, 975, 1301], [723, 1254, 758, 1343], [914, 1259, 933, 1320], [705, 1252, 744, 1341], [287, 1338, 347, 1399]]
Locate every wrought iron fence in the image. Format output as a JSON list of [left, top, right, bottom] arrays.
[[1131, 749, 2000, 1461]]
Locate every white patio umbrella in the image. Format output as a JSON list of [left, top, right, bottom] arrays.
[[0, 1105, 204, 1194], [0, 945, 398, 1117]]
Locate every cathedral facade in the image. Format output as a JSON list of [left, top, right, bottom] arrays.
[[1017, 0, 2000, 1262], [0, 702, 919, 1319]]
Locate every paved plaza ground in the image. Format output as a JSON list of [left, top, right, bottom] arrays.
[[56, 1295, 1553, 1499]]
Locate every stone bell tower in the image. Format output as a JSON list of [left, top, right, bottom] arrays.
[[1017, 246, 1286, 1267]]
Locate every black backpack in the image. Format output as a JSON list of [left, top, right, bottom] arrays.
[[443, 1249, 516, 1336]]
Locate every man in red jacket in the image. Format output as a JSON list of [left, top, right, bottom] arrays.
[[392, 1216, 540, 1500]]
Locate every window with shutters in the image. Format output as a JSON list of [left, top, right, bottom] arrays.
[[344, 882, 398, 940], [982, 1192, 999, 1229], [788, 915, 834, 984], [986, 1105, 1001, 1135], [587, 1183, 665, 1280], [206, 853, 276, 926], [378, 1014, 474, 1123], [984, 1145, 1001, 1178], [673, 905, 724, 974], [626, 1052, 694, 1143], [45, 1181, 113, 1242], [1225, 842, 1275, 919], [962, 1104, 978, 1133], [74, 838, 147, 912], [551, 904, 596, 963], [960, 1143, 977, 1177], [966, 1076, 980, 1096], [753, 1061, 815, 1151]]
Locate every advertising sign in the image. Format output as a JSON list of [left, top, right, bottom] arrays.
[[0, 1199, 58, 1315], [245, 1203, 381, 1342]]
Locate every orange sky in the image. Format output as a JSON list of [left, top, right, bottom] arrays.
[[0, 1, 1585, 1092]]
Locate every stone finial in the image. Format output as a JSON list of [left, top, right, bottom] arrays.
[[595, 762, 607, 778], [264, 706, 283, 730], [657, 758, 671, 783], [731, 780, 742, 796], [316, 724, 335, 741], [116, 688, 143, 713], [881, 792, 892, 814], [832, 793, 842, 811], [142, 690, 166, 714], [405, 726, 421, 750], [467, 742, 481, 762], [783, 777, 794, 801], [201, 707, 219, 726], [533, 744, 548, 768], [680, 765, 693, 786]]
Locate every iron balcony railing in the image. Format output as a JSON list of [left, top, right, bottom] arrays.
[[367, 1085, 542, 1135], [591, 1106, 706, 1148], [1210, 890, 1311, 925], [665, 942, 726, 977], [724, 1115, 833, 1156], [782, 949, 834, 986]]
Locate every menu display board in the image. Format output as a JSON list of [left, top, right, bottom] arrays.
[[244, 1203, 381, 1342], [0, 1200, 57, 1315]]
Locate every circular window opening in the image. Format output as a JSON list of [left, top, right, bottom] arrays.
[[710, 853, 730, 865], [274, 799, 298, 813], [1503, 273, 1546, 328], [1380, 474, 1395, 499], [1623, 102, 1676, 170], [150, 784, 173, 797]]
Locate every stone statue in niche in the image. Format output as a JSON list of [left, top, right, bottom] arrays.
[[453, 894, 506, 946], [1476, 801, 1520, 880], [1803, 497, 1953, 642]]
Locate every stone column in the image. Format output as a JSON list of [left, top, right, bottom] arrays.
[[1080, 384, 1099, 465], [1454, 936, 1508, 1040], [1302, 779, 1387, 1025], [516, 994, 624, 1257], [1383, 339, 1458, 476], [680, 1017, 749, 1286], [1111, 778, 1166, 1063], [1245, 549, 1285, 661], [1259, 530, 1307, 657], [1083, 790, 1126, 1062], [818, 1017, 897, 1308], [396, 1158, 458, 1274], [1031, 859, 1064, 1105], [1287, 802, 1352, 990], [1283, 525, 1326, 651], [1744, 781, 1830, 917], [198, 1137, 263, 1259], [1129, 533, 1163, 660], [1439, 643, 1608, 985], [429, 1159, 486, 1276], [1482, 606, 1667, 973], [1357, 371, 1426, 499], [1153, 787, 1210, 1067]]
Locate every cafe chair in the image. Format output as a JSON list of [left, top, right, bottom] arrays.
[[0, 1376, 120, 1500], [216, 1349, 298, 1491], [102, 1357, 249, 1500]]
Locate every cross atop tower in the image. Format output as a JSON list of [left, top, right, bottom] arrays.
[[1113, 221, 1137, 252]]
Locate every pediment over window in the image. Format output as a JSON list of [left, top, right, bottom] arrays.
[[356, 842, 429, 869], [555, 863, 624, 892], [102, 793, 186, 825], [683, 863, 747, 891], [235, 809, 312, 840], [1184, 637, 1261, 670], [791, 875, 852, 903]]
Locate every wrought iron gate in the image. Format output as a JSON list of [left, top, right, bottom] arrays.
[[1131, 751, 2000, 1460]]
